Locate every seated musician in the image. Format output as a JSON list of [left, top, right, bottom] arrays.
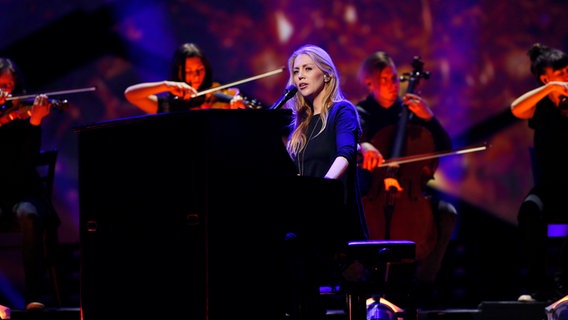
[[124, 42, 246, 113], [355, 51, 458, 314], [0, 57, 60, 311]]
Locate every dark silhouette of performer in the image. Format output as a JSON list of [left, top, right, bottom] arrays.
[[511, 43, 568, 303]]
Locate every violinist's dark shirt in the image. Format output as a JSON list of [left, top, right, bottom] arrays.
[[158, 94, 207, 112], [528, 97, 568, 218], [157, 86, 233, 113], [0, 118, 43, 199], [0, 116, 59, 228]]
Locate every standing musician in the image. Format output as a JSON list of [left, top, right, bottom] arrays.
[[0, 57, 59, 310], [124, 42, 247, 113], [511, 43, 568, 303], [355, 51, 457, 309]]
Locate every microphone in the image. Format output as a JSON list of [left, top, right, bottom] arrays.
[[270, 84, 297, 110]]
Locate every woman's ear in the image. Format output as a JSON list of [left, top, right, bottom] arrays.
[[540, 74, 549, 84]]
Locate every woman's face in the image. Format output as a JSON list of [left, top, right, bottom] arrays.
[[184, 57, 206, 90], [292, 53, 325, 101], [541, 65, 568, 104], [0, 70, 15, 104], [541, 65, 568, 83]]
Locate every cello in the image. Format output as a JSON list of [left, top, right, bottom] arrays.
[[361, 56, 439, 261]]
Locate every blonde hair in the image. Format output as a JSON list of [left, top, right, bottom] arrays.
[[285, 44, 347, 158]]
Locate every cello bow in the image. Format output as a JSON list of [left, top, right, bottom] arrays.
[[378, 142, 489, 168]]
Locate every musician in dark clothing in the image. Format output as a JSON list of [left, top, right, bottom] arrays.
[[124, 42, 246, 113], [285, 44, 368, 245], [0, 57, 60, 310], [355, 51, 457, 313], [283, 44, 367, 320], [511, 43, 568, 303], [357, 93, 452, 163]]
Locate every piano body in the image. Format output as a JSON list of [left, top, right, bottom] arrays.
[[75, 109, 347, 320]]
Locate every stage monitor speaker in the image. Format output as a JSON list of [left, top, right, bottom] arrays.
[[478, 301, 547, 320]]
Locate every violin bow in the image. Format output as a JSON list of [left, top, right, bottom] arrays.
[[192, 67, 285, 97], [6, 86, 97, 101]]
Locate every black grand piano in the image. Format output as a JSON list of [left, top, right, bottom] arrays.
[[75, 109, 348, 320]]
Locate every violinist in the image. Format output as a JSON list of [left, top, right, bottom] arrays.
[[124, 42, 247, 113], [511, 43, 568, 303], [355, 51, 456, 311], [0, 57, 60, 310]]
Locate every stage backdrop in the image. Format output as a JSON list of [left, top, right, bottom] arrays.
[[1, 0, 567, 243]]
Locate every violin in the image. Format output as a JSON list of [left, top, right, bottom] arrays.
[[0, 98, 69, 127], [0, 86, 94, 127], [194, 67, 283, 110], [212, 91, 265, 109]]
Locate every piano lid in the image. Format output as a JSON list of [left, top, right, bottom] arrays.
[[74, 108, 297, 178]]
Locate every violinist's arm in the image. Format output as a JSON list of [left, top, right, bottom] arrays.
[[511, 81, 568, 119], [124, 81, 198, 114]]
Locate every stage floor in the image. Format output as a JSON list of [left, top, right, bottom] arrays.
[[2, 302, 552, 320]]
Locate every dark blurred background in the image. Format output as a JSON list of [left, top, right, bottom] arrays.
[[1, 0, 567, 310]]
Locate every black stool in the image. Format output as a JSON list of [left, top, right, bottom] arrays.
[[340, 240, 416, 320]]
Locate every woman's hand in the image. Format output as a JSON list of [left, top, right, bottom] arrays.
[[229, 94, 247, 109], [0, 89, 9, 105], [29, 94, 51, 125], [166, 81, 198, 100]]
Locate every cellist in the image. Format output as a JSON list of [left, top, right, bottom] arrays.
[[354, 51, 457, 309]]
